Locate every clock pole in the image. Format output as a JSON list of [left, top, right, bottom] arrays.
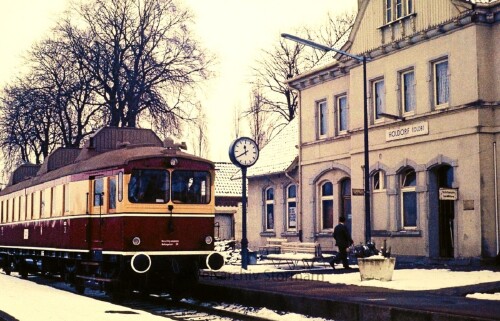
[[228, 137, 259, 270], [241, 166, 249, 269]]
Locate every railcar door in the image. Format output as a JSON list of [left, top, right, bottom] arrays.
[[88, 177, 105, 260]]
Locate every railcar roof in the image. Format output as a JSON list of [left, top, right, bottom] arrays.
[[0, 145, 213, 196]]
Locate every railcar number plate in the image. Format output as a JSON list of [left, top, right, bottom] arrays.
[[161, 240, 179, 247]]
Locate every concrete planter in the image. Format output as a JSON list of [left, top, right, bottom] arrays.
[[358, 257, 396, 281]]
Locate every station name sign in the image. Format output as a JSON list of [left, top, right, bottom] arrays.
[[386, 121, 429, 141]]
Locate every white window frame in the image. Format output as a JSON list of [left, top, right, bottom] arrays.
[[317, 100, 328, 139], [433, 58, 450, 109], [385, 0, 414, 23], [320, 181, 334, 230], [286, 184, 297, 231], [400, 169, 417, 229], [385, 0, 393, 23], [400, 69, 416, 115], [264, 187, 274, 231], [336, 94, 348, 134], [372, 79, 385, 123]]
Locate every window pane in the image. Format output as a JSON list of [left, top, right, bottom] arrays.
[[386, 0, 392, 22], [109, 178, 116, 210], [172, 170, 209, 204], [129, 169, 170, 204], [322, 182, 333, 196], [288, 185, 296, 198], [338, 96, 348, 131], [94, 178, 103, 206], [435, 60, 449, 105], [403, 191, 417, 227], [407, 0, 413, 13], [374, 80, 385, 119], [396, 0, 403, 18], [403, 170, 416, 187], [373, 171, 381, 190], [266, 204, 274, 230], [266, 188, 274, 200], [322, 200, 334, 229], [118, 172, 123, 202], [288, 202, 297, 229], [403, 71, 415, 113], [319, 101, 327, 136]]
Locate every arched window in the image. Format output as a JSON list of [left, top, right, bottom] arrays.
[[286, 185, 297, 231], [265, 187, 274, 231], [372, 170, 386, 191], [321, 182, 334, 229], [401, 168, 417, 228]]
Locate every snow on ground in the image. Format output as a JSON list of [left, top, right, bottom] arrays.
[[0, 273, 171, 321], [293, 268, 500, 291], [209, 256, 500, 301]]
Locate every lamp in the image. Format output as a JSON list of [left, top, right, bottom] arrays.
[[281, 33, 372, 243]]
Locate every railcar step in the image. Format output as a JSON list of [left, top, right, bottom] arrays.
[[80, 261, 100, 266], [75, 275, 115, 283]]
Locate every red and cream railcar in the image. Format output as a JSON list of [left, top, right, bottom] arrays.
[[0, 127, 217, 296]]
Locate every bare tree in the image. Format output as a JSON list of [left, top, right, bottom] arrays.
[[0, 76, 59, 169], [244, 85, 275, 149], [250, 10, 356, 131], [187, 104, 209, 158], [231, 103, 243, 140], [28, 37, 103, 148], [59, 0, 214, 135]]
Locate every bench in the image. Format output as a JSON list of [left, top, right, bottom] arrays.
[[258, 238, 288, 255], [265, 242, 335, 269]]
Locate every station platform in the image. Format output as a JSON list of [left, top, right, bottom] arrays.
[[196, 266, 500, 321]]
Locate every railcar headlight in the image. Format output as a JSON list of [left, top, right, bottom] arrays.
[[132, 237, 141, 246], [204, 236, 213, 245], [170, 158, 178, 166]]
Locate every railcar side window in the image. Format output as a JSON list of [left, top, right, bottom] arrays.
[[94, 178, 104, 206], [109, 177, 116, 210], [128, 169, 169, 204], [171, 170, 211, 204]]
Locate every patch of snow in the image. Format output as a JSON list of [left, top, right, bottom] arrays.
[[293, 269, 500, 291], [0, 273, 170, 321], [466, 292, 500, 301]]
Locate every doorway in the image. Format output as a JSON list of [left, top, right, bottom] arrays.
[[340, 179, 352, 233], [429, 165, 455, 258]]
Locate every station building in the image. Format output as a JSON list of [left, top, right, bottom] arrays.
[[248, 0, 500, 262]]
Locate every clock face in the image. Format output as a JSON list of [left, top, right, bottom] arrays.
[[229, 137, 259, 167]]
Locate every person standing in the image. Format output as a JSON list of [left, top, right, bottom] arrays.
[[331, 216, 353, 269]]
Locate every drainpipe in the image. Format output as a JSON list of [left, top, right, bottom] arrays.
[[494, 142, 499, 255]]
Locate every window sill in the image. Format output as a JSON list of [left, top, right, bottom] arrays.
[[372, 230, 421, 237], [260, 232, 276, 237], [281, 231, 299, 237], [315, 232, 333, 238], [379, 13, 417, 29]]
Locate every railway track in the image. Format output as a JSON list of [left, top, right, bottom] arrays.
[[19, 273, 276, 321]]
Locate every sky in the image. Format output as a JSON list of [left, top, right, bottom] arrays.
[[0, 0, 358, 162]]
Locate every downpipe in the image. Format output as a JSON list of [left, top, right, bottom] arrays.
[[494, 142, 499, 259]]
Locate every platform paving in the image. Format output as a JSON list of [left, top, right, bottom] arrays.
[[195, 268, 500, 321]]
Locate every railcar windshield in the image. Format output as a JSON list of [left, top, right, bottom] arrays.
[[128, 169, 170, 203], [171, 170, 211, 204]]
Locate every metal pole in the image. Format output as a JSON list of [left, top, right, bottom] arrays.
[[363, 56, 372, 244], [241, 167, 248, 269]]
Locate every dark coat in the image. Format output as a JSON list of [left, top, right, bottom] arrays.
[[333, 223, 353, 249]]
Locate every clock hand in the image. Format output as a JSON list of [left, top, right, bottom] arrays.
[[236, 150, 248, 158]]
